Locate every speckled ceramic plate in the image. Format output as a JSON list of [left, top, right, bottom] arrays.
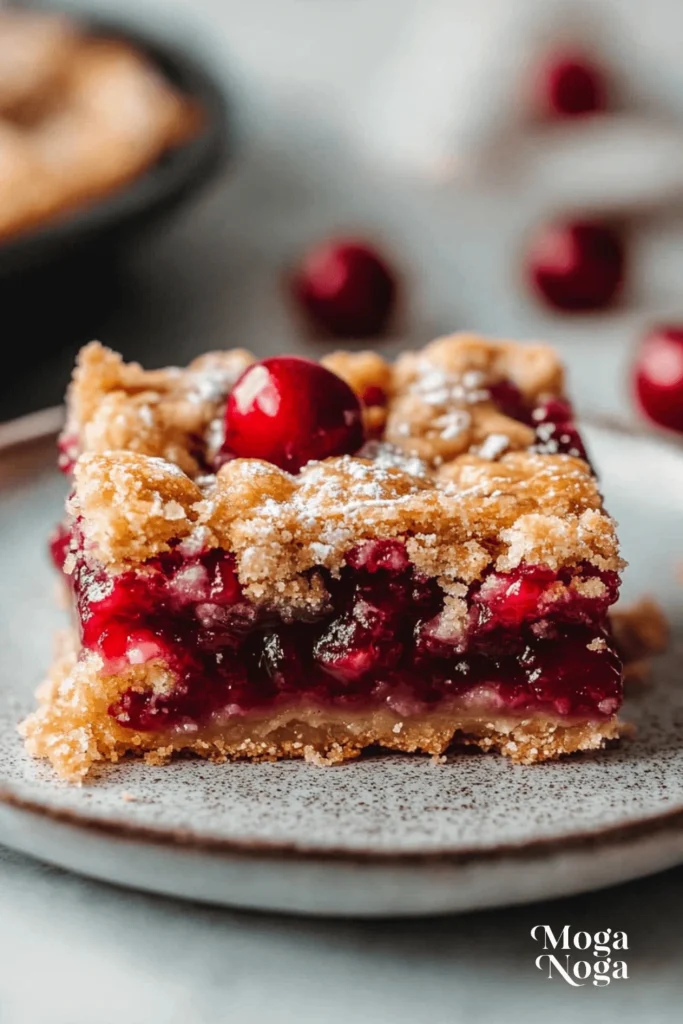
[[0, 411, 682, 917]]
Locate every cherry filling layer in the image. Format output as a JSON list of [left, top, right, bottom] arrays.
[[488, 384, 589, 462], [56, 535, 622, 734]]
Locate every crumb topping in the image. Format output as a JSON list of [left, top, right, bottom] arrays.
[[62, 333, 622, 611], [70, 446, 622, 609], [71, 450, 203, 564], [63, 333, 565, 476], [384, 334, 562, 463], [64, 342, 253, 475]]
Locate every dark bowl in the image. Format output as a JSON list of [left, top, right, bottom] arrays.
[[0, 14, 230, 278]]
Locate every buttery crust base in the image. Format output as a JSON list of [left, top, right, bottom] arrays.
[[19, 630, 622, 783]]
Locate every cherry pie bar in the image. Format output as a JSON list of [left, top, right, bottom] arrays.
[[21, 334, 627, 781]]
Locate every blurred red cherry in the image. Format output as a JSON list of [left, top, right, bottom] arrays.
[[292, 238, 397, 338], [532, 50, 607, 119], [633, 327, 683, 433], [526, 220, 625, 312]]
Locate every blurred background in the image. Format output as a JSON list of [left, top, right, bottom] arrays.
[[5, 0, 683, 437]]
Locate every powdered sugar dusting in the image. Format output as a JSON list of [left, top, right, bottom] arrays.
[[358, 440, 429, 478], [476, 433, 511, 461], [412, 363, 490, 407], [184, 354, 251, 406], [63, 335, 620, 617]]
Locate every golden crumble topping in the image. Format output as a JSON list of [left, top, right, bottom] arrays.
[[385, 334, 563, 463], [322, 349, 394, 435], [64, 342, 253, 475], [61, 332, 622, 611], [71, 450, 203, 565], [64, 332, 566, 474], [70, 445, 621, 610]]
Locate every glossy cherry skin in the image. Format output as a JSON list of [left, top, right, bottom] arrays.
[[533, 51, 607, 118], [633, 327, 683, 433], [526, 221, 625, 312], [222, 356, 365, 472], [292, 239, 397, 338]]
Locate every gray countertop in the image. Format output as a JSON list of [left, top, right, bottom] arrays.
[[1, 839, 682, 1023]]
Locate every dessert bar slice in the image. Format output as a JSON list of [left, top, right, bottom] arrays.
[[21, 334, 625, 781]]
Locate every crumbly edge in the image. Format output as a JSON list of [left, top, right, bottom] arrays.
[[68, 445, 623, 613], [61, 343, 254, 477], [59, 333, 623, 612], [611, 597, 669, 687], [20, 630, 622, 783]]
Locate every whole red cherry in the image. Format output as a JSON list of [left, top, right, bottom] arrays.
[[532, 50, 607, 119], [526, 220, 625, 312], [292, 238, 397, 338], [223, 356, 365, 472], [633, 327, 683, 433]]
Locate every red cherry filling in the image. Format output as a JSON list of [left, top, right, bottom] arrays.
[[49, 522, 72, 571], [486, 380, 590, 462], [222, 356, 365, 472], [314, 607, 404, 683], [57, 434, 79, 475], [292, 238, 397, 338], [522, 628, 621, 717], [474, 566, 558, 628], [61, 528, 621, 732], [488, 380, 531, 423], [345, 539, 410, 573], [532, 51, 607, 119], [418, 564, 617, 658], [472, 565, 617, 632], [361, 384, 388, 408], [531, 399, 589, 461], [633, 326, 683, 433], [526, 220, 625, 312]]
